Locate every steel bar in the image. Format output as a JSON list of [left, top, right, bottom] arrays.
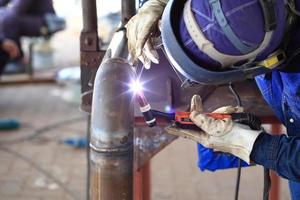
[[134, 162, 151, 200], [81, 0, 98, 32], [80, 0, 104, 113], [122, 0, 136, 24], [0, 74, 56, 86]]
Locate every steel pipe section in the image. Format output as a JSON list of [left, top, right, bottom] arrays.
[[90, 30, 134, 198]]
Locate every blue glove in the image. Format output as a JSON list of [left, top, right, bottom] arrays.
[[197, 144, 250, 171]]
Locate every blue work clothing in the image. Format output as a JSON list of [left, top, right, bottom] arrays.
[[197, 69, 300, 199], [251, 26, 300, 198], [253, 68, 300, 199], [197, 20, 300, 198], [197, 144, 249, 171], [197, 67, 300, 199]]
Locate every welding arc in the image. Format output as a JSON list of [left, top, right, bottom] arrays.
[[0, 116, 85, 146], [0, 146, 78, 200]]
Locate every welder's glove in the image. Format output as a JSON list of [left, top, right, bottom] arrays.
[[165, 95, 263, 164], [125, 0, 168, 67]]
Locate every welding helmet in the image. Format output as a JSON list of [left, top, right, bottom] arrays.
[[161, 0, 293, 85]]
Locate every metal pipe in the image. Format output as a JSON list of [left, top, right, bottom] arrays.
[[104, 30, 129, 59], [122, 0, 136, 24], [81, 0, 98, 32], [90, 31, 134, 199]]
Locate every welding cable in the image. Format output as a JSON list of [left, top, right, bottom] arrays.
[[229, 83, 269, 200], [228, 83, 242, 200], [0, 116, 85, 146], [263, 168, 271, 200], [0, 146, 78, 200]]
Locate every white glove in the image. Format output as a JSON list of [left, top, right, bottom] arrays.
[[125, 0, 168, 68], [165, 95, 262, 164]]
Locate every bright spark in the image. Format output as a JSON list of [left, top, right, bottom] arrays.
[[129, 79, 144, 94]]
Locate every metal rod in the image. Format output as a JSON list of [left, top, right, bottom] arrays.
[[81, 0, 98, 32], [86, 115, 91, 200], [134, 162, 151, 200], [105, 30, 129, 59], [121, 0, 136, 24]]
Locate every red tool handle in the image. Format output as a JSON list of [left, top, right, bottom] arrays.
[[175, 112, 231, 126], [174, 112, 261, 130]]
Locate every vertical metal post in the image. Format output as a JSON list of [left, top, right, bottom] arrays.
[[80, 0, 104, 113], [121, 0, 136, 24], [82, 0, 98, 33], [86, 115, 91, 200], [134, 162, 151, 200]]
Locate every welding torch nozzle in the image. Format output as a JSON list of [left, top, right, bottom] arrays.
[[136, 91, 156, 127]]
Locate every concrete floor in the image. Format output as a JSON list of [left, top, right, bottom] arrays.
[[0, 84, 291, 200]]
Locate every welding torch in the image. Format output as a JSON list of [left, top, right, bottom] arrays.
[[135, 91, 261, 130]]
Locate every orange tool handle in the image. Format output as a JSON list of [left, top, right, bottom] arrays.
[[175, 112, 231, 125]]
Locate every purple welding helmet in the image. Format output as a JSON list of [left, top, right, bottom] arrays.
[[161, 0, 290, 84]]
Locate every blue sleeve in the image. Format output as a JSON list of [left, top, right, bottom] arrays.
[[250, 133, 300, 182], [197, 144, 250, 171]]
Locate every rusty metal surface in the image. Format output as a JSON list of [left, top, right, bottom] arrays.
[[90, 150, 133, 200], [90, 57, 134, 200], [80, 0, 105, 113], [91, 58, 134, 150], [134, 162, 151, 200], [80, 32, 105, 113], [134, 125, 177, 171]]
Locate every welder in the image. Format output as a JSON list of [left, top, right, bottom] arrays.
[[126, 0, 300, 199], [0, 0, 63, 73]]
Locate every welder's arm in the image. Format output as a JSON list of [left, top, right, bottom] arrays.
[[251, 133, 300, 182], [165, 95, 263, 164], [126, 0, 168, 66]]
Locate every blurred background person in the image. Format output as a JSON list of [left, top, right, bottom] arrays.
[[0, 0, 63, 73], [0, 36, 19, 74]]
